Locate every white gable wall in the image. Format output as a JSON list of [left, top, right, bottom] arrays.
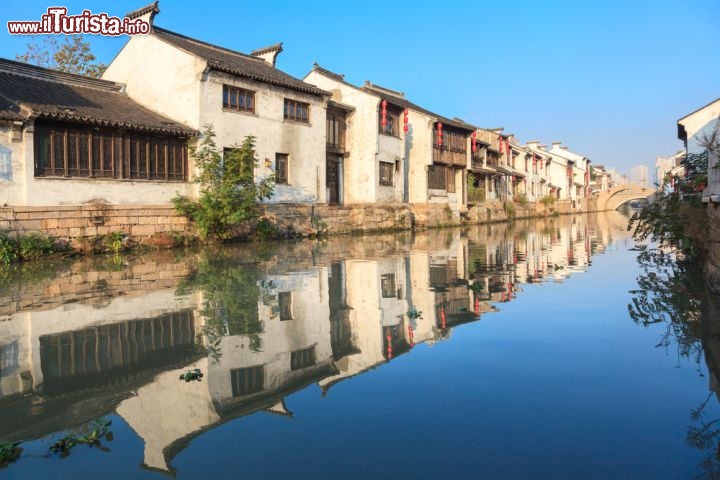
[[103, 34, 205, 130]]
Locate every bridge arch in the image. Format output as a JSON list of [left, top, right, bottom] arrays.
[[595, 185, 656, 211]]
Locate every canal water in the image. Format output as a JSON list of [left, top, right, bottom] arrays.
[[1, 211, 718, 479]]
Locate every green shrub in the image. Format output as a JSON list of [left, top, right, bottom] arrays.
[[18, 233, 55, 260], [503, 201, 516, 219], [173, 125, 275, 241], [256, 218, 279, 241], [0, 233, 16, 265], [540, 195, 556, 206]]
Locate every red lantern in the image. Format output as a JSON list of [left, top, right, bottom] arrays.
[[440, 306, 446, 329], [471, 131, 477, 153], [437, 122, 443, 147], [403, 108, 409, 132], [381, 99, 387, 129]]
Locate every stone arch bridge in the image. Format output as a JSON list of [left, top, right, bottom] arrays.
[[595, 184, 657, 211]]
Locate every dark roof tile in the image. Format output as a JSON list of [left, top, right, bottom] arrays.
[[362, 82, 474, 132], [153, 27, 329, 98], [0, 58, 195, 136]]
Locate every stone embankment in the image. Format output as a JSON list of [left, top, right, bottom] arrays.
[[0, 198, 598, 247]]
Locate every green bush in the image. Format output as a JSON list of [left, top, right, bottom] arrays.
[[540, 195, 556, 206], [173, 125, 275, 241], [256, 218, 279, 241], [17, 233, 55, 260], [0, 231, 65, 265], [0, 233, 16, 265]]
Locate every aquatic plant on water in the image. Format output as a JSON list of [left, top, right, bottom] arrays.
[[179, 368, 203, 382], [0, 442, 22, 468], [49, 418, 113, 458], [407, 308, 423, 320]]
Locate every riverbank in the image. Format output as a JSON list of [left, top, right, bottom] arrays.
[[0, 198, 601, 262], [705, 203, 720, 293]]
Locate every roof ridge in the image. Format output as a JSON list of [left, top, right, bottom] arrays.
[[363, 81, 404, 98], [126, 1, 159, 20], [153, 26, 263, 63], [0, 57, 122, 93], [251, 43, 283, 56], [312, 63, 345, 82]]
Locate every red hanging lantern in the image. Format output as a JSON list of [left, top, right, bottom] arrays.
[[437, 122, 443, 147], [471, 131, 477, 153], [403, 109, 409, 132], [381, 99, 387, 129], [440, 305, 446, 329], [385, 327, 393, 360]]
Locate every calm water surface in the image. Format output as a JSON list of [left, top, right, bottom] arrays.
[[1, 211, 719, 479]]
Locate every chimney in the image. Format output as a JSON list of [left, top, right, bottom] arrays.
[[126, 1, 160, 29], [251, 43, 283, 67]]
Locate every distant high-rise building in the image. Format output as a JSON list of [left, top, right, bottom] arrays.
[[630, 165, 649, 188], [655, 151, 685, 187]]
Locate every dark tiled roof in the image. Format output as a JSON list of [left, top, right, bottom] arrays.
[[251, 43, 283, 56], [0, 97, 23, 121], [362, 82, 474, 132], [152, 27, 329, 98], [0, 58, 195, 136], [311, 63, 346, 83], [126, 1, 159, 20], [327, 100, 355, 112]]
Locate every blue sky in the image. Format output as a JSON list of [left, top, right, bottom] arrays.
[[2, 0, 719, 176]]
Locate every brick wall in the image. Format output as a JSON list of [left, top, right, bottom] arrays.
[[0, 204, 190, 240]]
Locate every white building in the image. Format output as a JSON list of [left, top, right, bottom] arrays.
[[304, 65, 473, 216], [630, 165, 649, 189], [678, 97, 720, 203], [103, 3, 331, 205], [548, 143, 591, 204], [0, 57, 195, 207]]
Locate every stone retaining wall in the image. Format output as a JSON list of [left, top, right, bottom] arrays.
[[0, 204, 191, 240], [1, 199, 599, 245]]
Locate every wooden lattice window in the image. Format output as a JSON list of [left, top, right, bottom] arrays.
[[231, 365, 265, 396], [290, 346, 316, 371], [223, 85, 255, 113], [379, 161, 394, 186], [284, 99, 309, 123]]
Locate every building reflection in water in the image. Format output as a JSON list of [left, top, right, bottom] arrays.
[[0, 212, 630, 473]]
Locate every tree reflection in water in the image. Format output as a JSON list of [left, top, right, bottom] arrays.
[[177, 249, 263, 360], [628, 246, 705, 364], [629, 245, 720, 479]]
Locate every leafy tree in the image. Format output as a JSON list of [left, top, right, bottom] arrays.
[[173, 125, 275, 241], [628, 149, 709, 254], [16, 35, 106, 77]]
